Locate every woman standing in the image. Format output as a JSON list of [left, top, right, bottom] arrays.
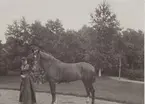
[[19, 57, 36, 104]]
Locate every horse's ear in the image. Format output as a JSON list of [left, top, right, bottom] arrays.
[[31, 49, 34, 53], [34, 49, 40, 54]]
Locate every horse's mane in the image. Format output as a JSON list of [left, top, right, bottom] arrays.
[[40, 51, 60, 62]]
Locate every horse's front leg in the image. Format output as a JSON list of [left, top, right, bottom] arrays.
[[49, 81, 57, 104]]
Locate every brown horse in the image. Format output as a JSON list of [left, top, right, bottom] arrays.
[[31, 49, 96, 104]]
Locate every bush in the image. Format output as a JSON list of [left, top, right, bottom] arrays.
[[102, 67, 144, 81], [0, 61, 8, 75], [102, 67, 119, 76], [122, 69, 144, 81]]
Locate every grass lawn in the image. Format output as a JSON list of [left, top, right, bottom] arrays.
[[0, 75, 143, 104]]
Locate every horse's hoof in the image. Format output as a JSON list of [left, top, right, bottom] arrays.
[[52, 102, 57, 104], [86, 97, 90, 104], [86, 101, 89, 104], [52, 100, 57, 104]]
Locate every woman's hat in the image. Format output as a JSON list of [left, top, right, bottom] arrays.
[[21, 57, 27, 61]]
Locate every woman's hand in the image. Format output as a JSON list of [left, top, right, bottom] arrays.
[[21, 75, 26, 78]]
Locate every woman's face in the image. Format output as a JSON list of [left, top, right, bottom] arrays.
[[24, 60, 27, 64], [22, 59, 27, 65]]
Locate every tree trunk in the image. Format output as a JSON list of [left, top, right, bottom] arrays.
[[99, 68, 102, 77], [119, 57, 121, 80]]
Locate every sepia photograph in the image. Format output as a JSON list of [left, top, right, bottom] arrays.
[[0, 0, 144, 104]]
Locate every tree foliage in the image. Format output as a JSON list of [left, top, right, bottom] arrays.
[[89, 1, 121, 70], [2, 2, 144, 79]]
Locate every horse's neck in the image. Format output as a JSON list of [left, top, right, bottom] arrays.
[[41, 52, 60, 62], [40, 52, 61, 68]]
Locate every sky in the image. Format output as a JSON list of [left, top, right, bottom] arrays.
[[0, 0, 144, 43]]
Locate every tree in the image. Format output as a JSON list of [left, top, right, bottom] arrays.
[[59, 30, 83, 62], [5, 17, 30, 43], [90, 1, 121, 74], [44, 19, 65, 54], [4, 17, 32, 56], [0, 41, 8, 75], [78, 25, 96, 62], [19, 17, 31, 44], [122, 29, 144, 69], [45, 19, 64, 34], [4, 17, 33, 71], [0, 40, 2, 51], [30, 20, 48, 47]]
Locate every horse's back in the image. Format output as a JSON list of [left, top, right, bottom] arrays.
[[60, 62, 95, 73]]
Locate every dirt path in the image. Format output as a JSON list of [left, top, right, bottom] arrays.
[[109, 77, 144, 84], [0, 89, 123, 104]]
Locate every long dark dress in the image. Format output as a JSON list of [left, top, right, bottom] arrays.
[[19, 64, 36, 104]]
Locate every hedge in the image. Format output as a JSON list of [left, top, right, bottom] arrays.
[[122, 69, 144, 81]]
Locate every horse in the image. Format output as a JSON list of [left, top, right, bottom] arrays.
[[31, 49, 96, 104]]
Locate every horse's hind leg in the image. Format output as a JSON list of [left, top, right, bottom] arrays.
[[49, 81, 57, 104], [82, 80, 90, 104], [89, 84, 95, 104]]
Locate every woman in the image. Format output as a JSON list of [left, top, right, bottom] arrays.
[[19, 57, 36, 104]]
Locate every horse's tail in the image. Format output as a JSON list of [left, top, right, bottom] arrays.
[[91, 71, 97, 83], [91, 67, 97, 83], [91, 76, 95, 83]]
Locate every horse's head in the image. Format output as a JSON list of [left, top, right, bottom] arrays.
[[31, 48, 60, 70], [30, 48, 42, 70], [32, 49, 52, 61], [25, 49, 41, 72], [32, 49, 41, 62]]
